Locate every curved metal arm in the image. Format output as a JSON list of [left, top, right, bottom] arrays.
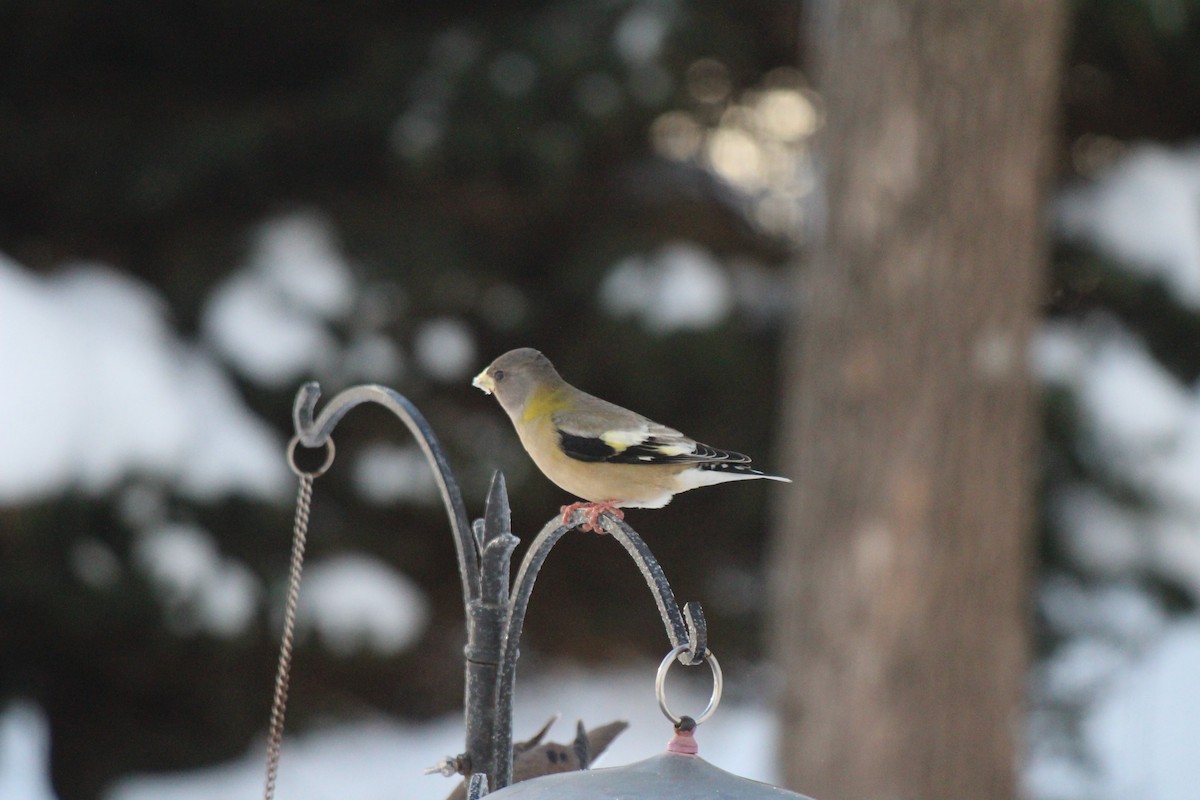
[[491, 509, 708, 788], [291, 382, 479, 605], [594, 513, 708, 662], [289, 383, 712, 794]]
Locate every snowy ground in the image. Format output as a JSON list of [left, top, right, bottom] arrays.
[[1, 664, 780, 800], [3, 626, 1200, 800]]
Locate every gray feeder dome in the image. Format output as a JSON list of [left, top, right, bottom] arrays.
[[480, 751, 814, 799]]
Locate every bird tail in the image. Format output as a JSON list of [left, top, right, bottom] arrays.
[[678, 462, 791, 490]]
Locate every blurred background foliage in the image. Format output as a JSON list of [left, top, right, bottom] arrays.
[[1, 3, 800, 797], [2, 1, 1200, 798]]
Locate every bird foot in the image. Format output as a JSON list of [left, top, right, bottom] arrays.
[[561, 501, 624, 534]]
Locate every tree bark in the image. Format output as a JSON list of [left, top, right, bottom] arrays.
[[769, 2, 1064, 798]]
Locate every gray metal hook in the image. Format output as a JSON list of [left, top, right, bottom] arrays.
[[291, 382, 479, 605]]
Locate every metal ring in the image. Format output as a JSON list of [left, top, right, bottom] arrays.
[[287, 436, 335, 478], [655, 644, 722, 726]]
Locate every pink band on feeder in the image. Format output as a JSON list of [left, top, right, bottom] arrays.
[[667, 728, 698, 755]]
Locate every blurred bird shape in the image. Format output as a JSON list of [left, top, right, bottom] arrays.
[[445, 717, 628, 800]]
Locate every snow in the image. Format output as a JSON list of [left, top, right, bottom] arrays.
[[134, 523, 261, 638], [1086, 620, 1200, 800], [352, 444, 440, 506], [202, 270, 338, 387], [1052, 486, 1147, 578], [479, 283, 529, 331], [1031, 320, 1091, 383], [1036, 320, 1200, 593], [0, 254, 288, 503], [0, 710, 51, 800], [1146, 513, 1200, 598], [1058, 144, 1200, 307], [1037, 321, 1193, 462], [342, 333, 404, 384], [4, 665, 779, 800], [1031, 141, 1200, 799], [1053, 483, 1200, 600], [1028, 580, 1185, 800], [1140, 411, 1200, 511], [0, 704, 54, 800], [613, 6, 669, 65], [168, 350, 290, 501], [202, 213, 353, 387], [1039, 576, 1166, 648], [253, 213, 356, 319], [1076, 333, 1190, 456], [600, 242, 733, 332], [413, 317, 476, 382], [392, 110, 443, 161], [105, 664, 779, 800], [390, 29, 479, 162], [69, 538, 123, 589], [1025, 750, 1097, 800], [1039, 636, 1126, 705], [295, 554, 429, 656]]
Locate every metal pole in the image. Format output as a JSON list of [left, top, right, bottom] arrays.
[[463, 472, 519, 786]]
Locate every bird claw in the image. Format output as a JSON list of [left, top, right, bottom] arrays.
[[560, 501, 624, 534]]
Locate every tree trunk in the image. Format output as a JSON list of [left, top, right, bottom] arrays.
[[769, 3, 1064, 799]]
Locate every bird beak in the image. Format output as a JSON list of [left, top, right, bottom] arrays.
[[472, 369, 495, 395]]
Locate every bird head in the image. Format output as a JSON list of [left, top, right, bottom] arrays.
[[472, 347, 563, 418]]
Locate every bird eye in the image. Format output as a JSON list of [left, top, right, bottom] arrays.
[[493, 369, 505, 382]]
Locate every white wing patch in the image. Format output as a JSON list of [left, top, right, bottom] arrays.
[[599, 422, 696, 454], [648, 442, 693, 456], [599, 426, 652, 451]]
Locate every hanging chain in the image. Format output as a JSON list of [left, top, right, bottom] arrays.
[[263, 438, 334, 800]]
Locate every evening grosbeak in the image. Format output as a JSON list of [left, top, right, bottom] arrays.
[[472, 348, 790, 533]]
